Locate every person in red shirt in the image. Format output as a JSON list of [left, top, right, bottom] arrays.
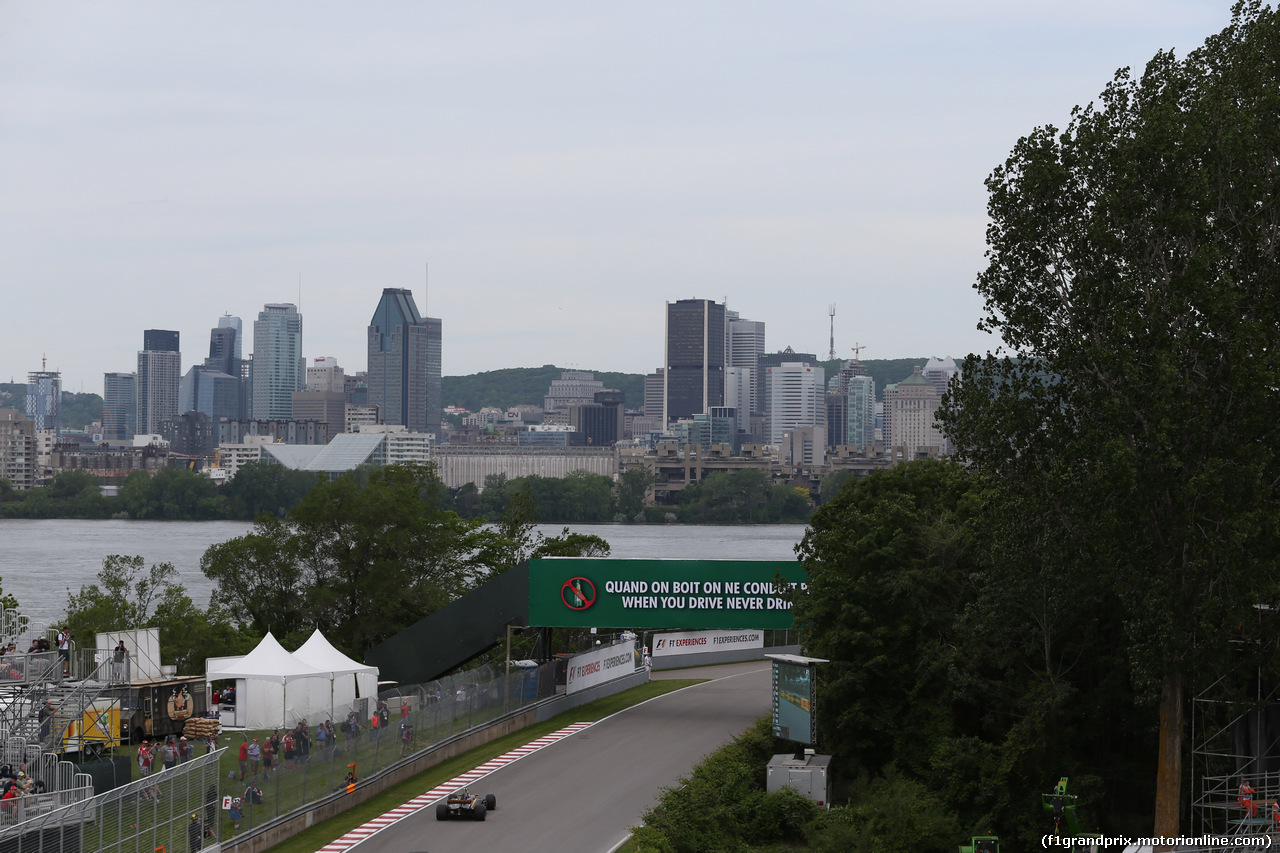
[[238, 739, 249, 781]]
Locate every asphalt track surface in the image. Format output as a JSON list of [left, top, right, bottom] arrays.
[[348, 661, 770, 853]]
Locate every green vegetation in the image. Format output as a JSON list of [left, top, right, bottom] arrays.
[[0, 384, 102, 431], [938, 3, 1280, 838], [65, 555, 253, 672], [442, 365, 644, 411], [267, 678, 701, 853], [669, 469, 810, 524], [814, 357, 929, 402]]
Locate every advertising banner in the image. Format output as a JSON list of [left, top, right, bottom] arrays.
[[529, 558, 808, 630], [652, 629, 765, 658], [565, 642, 638, 695]]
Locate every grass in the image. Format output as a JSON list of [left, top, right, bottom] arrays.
[[267, 679, 702, 853]]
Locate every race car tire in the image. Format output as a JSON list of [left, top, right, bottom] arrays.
[[436, 803, 448, 820], [485, 794, 496, 811], [474, 803, 486, 821]]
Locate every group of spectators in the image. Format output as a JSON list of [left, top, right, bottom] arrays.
[[0, 762, 46, 818], [136, 735, 197, 799], [237, 719, 334, 782]]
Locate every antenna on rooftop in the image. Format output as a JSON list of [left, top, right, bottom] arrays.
[[827, 304, 837, 361]]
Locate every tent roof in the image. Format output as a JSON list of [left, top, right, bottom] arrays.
[[293, 629, 378, 677], [206, 632, 335, 683]]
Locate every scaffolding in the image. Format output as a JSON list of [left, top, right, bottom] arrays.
[[1191, 651, 1280, 840]]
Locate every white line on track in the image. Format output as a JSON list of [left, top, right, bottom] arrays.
[[315, 722, 594, 852]]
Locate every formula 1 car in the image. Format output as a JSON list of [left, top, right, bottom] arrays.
[[436, 787, 496, 821]]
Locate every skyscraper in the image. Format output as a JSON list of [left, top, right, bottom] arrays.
[[664, 298, 726, 423], [726, 314, 765, 414], [367, 289, 438, 432], [137, 330, 181, 435], [766, 362, 826, 445], [250, 304, 304, 421], [102, 372, 137, 440], [25, 369, 61, 433]]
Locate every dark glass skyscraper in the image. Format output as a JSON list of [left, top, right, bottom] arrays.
[[367, 289, 441, 436], [102, 372, 137, 440], [137, 330, 180, 435], [664, 298, 726, 423]]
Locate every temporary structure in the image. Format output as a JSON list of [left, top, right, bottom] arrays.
[[205, 633, 335, 730], [292, 629, 379, 724]]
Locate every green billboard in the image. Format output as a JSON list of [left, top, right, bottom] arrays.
[[528, 558, 808, 630]]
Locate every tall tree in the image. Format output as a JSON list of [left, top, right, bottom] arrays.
[[939, 2, 1280, 836]]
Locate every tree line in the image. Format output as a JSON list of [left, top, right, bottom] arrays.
[[2, 461, 818, 524], [58, 462, 611, 668]]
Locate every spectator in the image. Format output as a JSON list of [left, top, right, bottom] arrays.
[[260, 736, 274, 779], [161, 737, 177, 772], [178, 737, 194, 763], [55, 628, 71, 677], [111, 641, 129, 682], [247, 739, 260, 778], [237, 739, 248, 781]]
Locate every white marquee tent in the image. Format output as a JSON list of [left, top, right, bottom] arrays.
[[292, 629, 379, 723], [206, 633, 337, 730]]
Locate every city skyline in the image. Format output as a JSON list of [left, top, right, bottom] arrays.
[[1, 4, 1232, 392]]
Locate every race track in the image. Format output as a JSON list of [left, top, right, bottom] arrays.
[[348, 661, 770, 853]]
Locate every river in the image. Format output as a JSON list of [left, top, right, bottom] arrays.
[[0, 519, 808, 628]]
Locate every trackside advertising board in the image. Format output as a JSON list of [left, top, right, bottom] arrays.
[[652, 629, 765, 658], [565, 642, 638, 695], [528, 558, 808, 630]]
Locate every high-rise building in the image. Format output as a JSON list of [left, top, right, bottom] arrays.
[[887, 366, 945, 455], [846, 375, 876, 447], [137, 330, 181, 435], [766, 362, 826, 446], [25, 370, 61, 434], [726, 314, 765, 414], [203, 317, 243, 420], [543, 371, 605, 413], [217, 315, 243, 361], [306, 357, 345, 393], [570, 390, 625, 447], [643, 370, 664, 418], [250, 304, 304, 421], [179, 366, 240, 423], [757, 348, 817, 429], [724, 367, 753, 436], [367, 289, 441, 435], [0, 410, 35, 490], [664, 298, 726, 423], [102, 372, 137, 441]]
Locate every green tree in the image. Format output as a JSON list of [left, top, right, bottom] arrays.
[[203, 462, 497, 657], [616, 467, 654, 521], [220, 461, 317, 519], [938, 3, 1280, 834]]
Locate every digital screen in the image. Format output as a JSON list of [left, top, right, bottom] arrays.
[[771, 660, 816, 745]]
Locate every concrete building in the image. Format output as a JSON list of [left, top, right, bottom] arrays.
[[306, 357, 345, 393], [137, 330, 181, 435], [250, 303, 304, 421], [0, 410, 35, 490], [544, 371, 605, 413], [664, 298, 726, 423], [756, 349, 817, 429], [430, 445, 617, 490], [162, 411, 217, 456], [766, 362, 826, 446], [345, 404, 381, 432], [643, 369, 664, 418], [887, 366, 945, 457], [780, 425, 826, 468], [217, 418, 328, 447], [724, 367, 753, 436], [292, 391, 347, 439], [102, 372, 137, 441], [726, 313, 765, 414], [619, 442, 773, 504]]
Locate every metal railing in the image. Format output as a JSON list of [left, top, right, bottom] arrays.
[[222, 658, 558, 840], [0, 749, 223, 853]]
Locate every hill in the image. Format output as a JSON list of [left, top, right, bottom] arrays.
[[0, 383, 103, 431], [442, 358, 933, 412]]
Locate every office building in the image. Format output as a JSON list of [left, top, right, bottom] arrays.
[[570, 390, 625, 447], [766, 362, 826, 446], [102, 372, 137, 441], [307, 357, 345, 393], [757, 349, 816, 428], [179, 366, 241, 423], [664, 298, 726, 423], [367, 289, 440, 435], [544, 371, 606, 412], [726, 314, 765, 414], [292, 390, 347, 439], [250, 304, 304, 421], [887, 367, 945, 456], [25, 369, 61, 434], [137, 330, 181, 435], [0, 410, 36, 490]]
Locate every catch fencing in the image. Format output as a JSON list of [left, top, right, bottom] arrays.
[[223, 658, 557, 839], [0, 750, 222, 853]]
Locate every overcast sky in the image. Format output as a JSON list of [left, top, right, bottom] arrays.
[[0, 1, 1233, 394]]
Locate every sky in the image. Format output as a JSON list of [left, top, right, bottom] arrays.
[[0, 1, 1236, 394]]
